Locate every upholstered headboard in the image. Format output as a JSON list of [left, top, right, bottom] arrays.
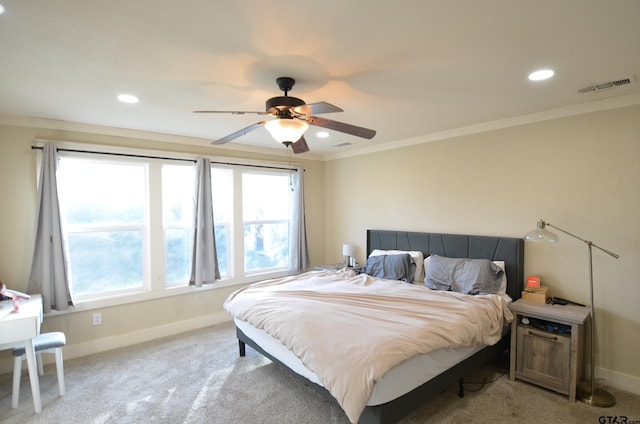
[[366, 230, 525, 300]]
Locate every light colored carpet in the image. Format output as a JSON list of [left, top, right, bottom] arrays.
[[0, 321, 638, 423]]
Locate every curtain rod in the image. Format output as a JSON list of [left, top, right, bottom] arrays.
[[30, 145, 299, 172]]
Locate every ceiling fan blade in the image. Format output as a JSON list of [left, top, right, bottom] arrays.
[[293, 102, 343, 116], [291, 136, 310, 154], [194, 110, 268, 115], [305, 116, 376, 139], [212, 121, 267, 145]]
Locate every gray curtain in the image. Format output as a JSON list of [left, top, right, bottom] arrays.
[[289, 166, 310, 273], [189, 157, 220, 286], [27, 143, 74, 313]]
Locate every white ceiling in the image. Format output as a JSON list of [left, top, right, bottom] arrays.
[[0, 0, 639, 158]]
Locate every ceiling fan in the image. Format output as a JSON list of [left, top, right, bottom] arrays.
[[194, 77, 376, 153]]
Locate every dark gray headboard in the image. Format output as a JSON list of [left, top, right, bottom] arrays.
[[367, 230, 525, 300]]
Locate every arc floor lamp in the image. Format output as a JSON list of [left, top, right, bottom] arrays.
[[524, 219, 619, 407]]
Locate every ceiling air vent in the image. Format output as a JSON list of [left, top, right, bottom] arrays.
[[333, 142, 352, 148], [578, 77, 634, 94]]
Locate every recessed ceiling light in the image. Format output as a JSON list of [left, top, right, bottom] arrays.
[[528, 69, 554, 81], [117, 94, 140, 104], [0, 4, 5, 14], [316, 131, 329, 138]]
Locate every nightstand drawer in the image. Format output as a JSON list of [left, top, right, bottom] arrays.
[[516, 326, 571, 392]]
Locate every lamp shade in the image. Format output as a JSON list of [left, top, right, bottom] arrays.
[[524, 219, 559, 243], [342, 243, 356, 257], [264, 118, 309, 144]]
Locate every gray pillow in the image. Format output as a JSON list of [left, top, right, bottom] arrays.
[[424, 255, 504, 294], [363, 253, 416, 282]]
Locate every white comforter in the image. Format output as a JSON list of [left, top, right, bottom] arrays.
[[223, 269, 513, 423]]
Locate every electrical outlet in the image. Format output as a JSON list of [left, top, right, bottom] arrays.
[[92, 312, 102, 326]]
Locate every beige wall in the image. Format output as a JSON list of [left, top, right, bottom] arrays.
[[1, 104, 638, 393], [324, 104, 640, 392]]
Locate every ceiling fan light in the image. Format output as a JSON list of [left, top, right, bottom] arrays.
[[264, 119, 309, 144]]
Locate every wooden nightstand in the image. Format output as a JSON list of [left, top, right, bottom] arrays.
[[509, 299, 589, 401]]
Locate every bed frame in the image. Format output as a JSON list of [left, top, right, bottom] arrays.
[[236, 229, 524, 424]]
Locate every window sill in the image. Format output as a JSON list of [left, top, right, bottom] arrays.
[[44, 270, 291, 317]]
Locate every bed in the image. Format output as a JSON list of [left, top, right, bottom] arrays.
[[225, 229, 524, 424]]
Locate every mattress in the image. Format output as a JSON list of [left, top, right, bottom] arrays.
[[234, 318, 483, 406]]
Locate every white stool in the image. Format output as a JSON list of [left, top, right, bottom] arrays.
[[12, 332, 66, 408]]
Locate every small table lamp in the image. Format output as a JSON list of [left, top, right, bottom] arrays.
[[524, 219, 619, 407], [342, 244, 356, 267]]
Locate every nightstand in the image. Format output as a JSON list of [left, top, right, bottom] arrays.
[[509, 299, 590, 401]]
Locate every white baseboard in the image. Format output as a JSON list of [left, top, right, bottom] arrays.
[[0, 312, 232, 374], [598, 367, 640, 395]]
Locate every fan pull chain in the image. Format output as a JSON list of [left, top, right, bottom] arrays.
[[288, 146, 294, 191]]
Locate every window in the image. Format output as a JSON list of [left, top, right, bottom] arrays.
[[242, 171, 290, 273], [57, 157, 148, 298], [162, 164, 194, 286], [53, 149, 297, 306], [211, 167, 233, 277]]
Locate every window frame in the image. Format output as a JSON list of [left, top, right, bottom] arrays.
[[41, 142, 299, 313], [240, 169, 293, 275], [57, 155, 151, 301], [161, 163, 197, 286]]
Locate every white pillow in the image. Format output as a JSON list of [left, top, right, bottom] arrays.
[[423, 257, 510, 300], [369, 249, 424, 283]]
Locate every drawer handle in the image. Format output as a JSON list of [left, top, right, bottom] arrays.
[[528, 330, 558, 341]]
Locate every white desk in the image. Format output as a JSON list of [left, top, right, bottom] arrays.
[[0, 295, 43, 413]]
